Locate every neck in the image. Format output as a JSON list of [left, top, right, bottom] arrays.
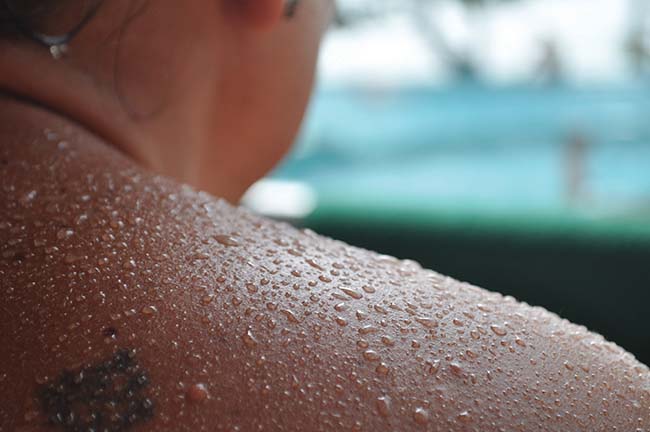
[[0, 38, 221, 191], [0, 46, 246, 203], [0, 42, 153, 164]]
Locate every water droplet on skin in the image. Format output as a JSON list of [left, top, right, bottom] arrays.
[[20, 190, 38, 205], [56, 228, 74, 240], [214, 234, 240, 247], [415, 317, 438, 329], [426, 359, 440, 375], [359, 325, 378, 335], [335, 317, 348, 327], [72, 371, 85, 384], [242, 328, 258, 347], [452, 319, 464, 327], [515, 338, 526, 347], [376, 396, 392, 417], [109, 218, 124, 230], [190, 252, 210, 261], [374, 305, 388, 314], [381, 336, 395, 346], [356, 310, 368, 321], [457, 411, 472, 423], [449, 362, 464, 376], [75, 213, 88, 225], [201, 294, 214, 305], [187, 383, 209, 403], [413, 407, 429, 425], [281, 309, 300, 323], [564, 361, 574, 371], [246, 283, 258, 294], [375, 363, 389, 375], [102, 327, 118, 339], [362, 285, 376, 294], [141, 305, 158, 316], [305, 259, 324, 271], [363, 350, 380, 362], [462, 311, 475, 319], [334, 302, 347, 312], [490, 324, 507, 336], [340, 287, 362, 300]]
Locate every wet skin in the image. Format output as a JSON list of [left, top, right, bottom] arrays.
[[1, 101, 649, 431]]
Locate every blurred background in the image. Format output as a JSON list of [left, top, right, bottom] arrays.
[[243, 0, 650, 364]]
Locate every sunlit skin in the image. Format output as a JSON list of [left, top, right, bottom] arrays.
[[0, 1, 649, 431]]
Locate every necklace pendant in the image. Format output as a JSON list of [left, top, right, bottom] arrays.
[[49, 44, 68, 60]]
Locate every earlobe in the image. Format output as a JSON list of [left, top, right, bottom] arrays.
[[235, 0, 285, 30]]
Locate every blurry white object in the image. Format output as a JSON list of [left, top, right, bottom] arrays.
[[242, 180, 317, 220]]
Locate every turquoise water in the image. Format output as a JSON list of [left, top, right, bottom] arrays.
[[274, 84, 650, 220]]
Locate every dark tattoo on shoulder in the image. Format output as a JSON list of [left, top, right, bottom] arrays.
[[37, 349, 155, 431]]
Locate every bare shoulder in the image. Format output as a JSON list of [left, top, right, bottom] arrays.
[[1, 110, 649, 431]]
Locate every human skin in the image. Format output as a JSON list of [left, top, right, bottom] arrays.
[[1, 100, 649, 432], [0, 1, 649, 431], [0, 0, 331, 202]]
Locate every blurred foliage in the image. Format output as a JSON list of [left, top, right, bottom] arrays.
[[333, 0, 522, 81], [333, 0, 650, 81], [334, 0, 519, 26]]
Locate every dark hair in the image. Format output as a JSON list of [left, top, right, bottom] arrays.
[[0, 0, 102, 49], [0, 2, 19, 35]]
